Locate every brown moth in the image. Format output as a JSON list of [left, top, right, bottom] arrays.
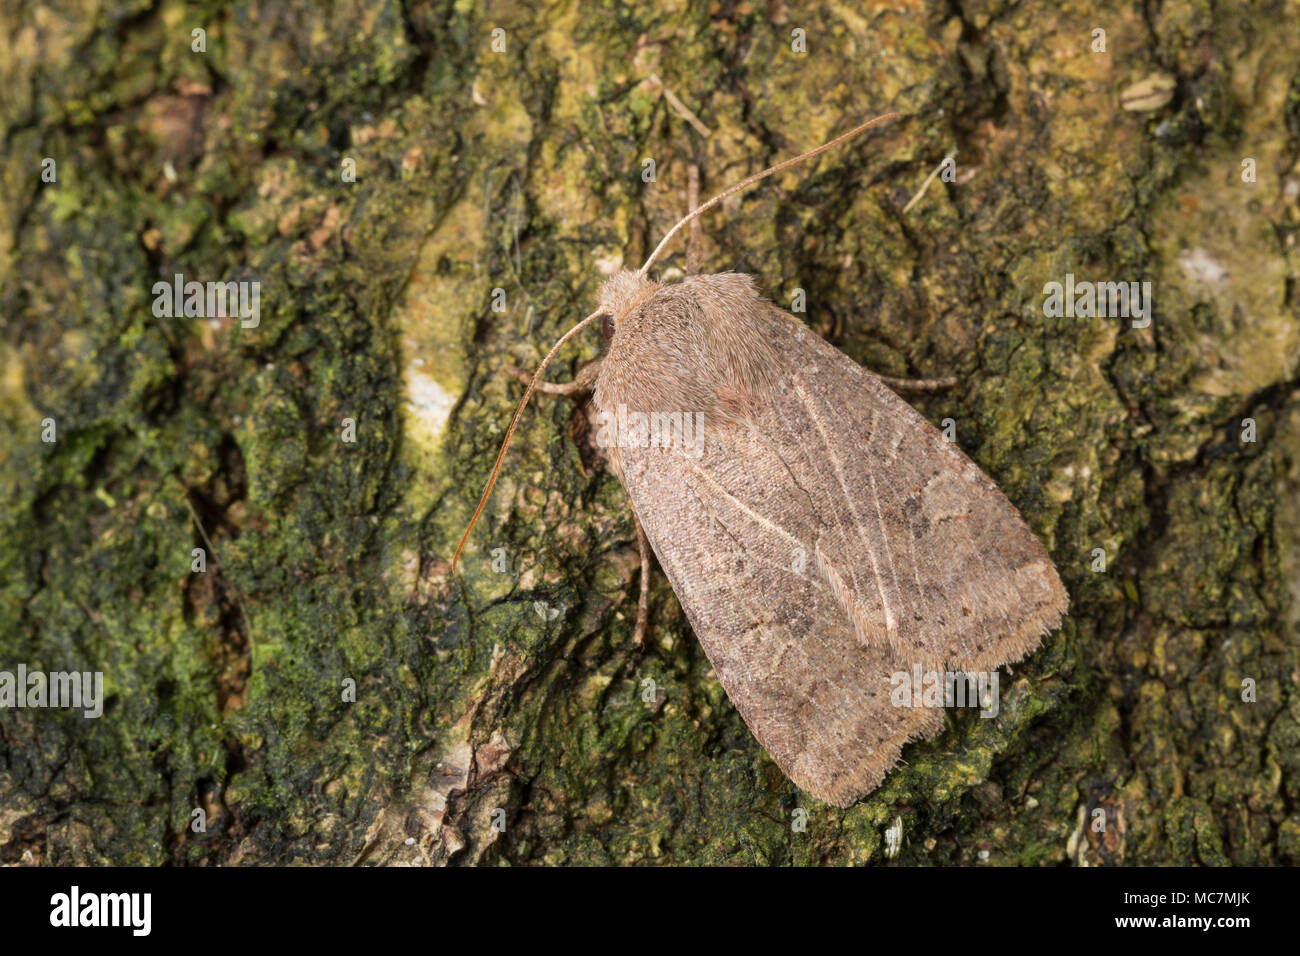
[[455, 114, 1068, 807]]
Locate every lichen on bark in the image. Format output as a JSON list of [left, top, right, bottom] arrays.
[[1, 0, 1298, 865]]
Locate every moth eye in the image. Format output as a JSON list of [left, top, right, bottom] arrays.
[[599, 313, 615, 340]]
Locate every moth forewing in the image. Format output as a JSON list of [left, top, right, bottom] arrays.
[[594, 272, 1067, 805]]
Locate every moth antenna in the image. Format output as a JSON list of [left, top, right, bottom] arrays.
[[637, 112, 900, 276], [451, 308, 604, 574]]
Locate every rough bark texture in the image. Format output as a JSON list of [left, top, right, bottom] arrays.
[[1, 0, 1298, 866]]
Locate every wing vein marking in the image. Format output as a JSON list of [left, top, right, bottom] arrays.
[[768, 434, 819, 516], [682, 458, 807, 551], [706, 514, 836, 598], [861, 408, 909, 633], [792, 381, 898, 637]]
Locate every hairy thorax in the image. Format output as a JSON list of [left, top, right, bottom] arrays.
[[593, 271, 786, 431]]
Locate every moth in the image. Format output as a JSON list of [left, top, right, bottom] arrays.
[[455, 114, 1068, 807]]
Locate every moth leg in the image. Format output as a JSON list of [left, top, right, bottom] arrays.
[[501, 359, 653, 645], [876, 374, 957, 393], [502, 360, 600, 396], [633, 513, 652, 647]]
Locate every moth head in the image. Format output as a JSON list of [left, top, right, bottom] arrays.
[[595, 270, 659, 340]]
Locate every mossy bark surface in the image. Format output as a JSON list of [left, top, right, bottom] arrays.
[[1, 0, 1298, 865]]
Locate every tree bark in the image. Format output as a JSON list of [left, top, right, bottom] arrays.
[[1, 0, 1297, 865]]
